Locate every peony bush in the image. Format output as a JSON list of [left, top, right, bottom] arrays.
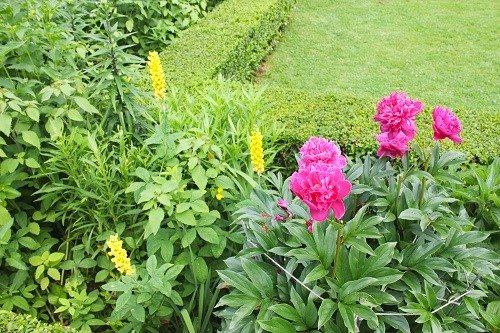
[[216, 92, 499, 333]]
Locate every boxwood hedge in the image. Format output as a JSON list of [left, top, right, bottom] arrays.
[[159, 0, 295, 87], [265, 87, 500, 164], [0, 311, 77, 333], [156, 0, 498, 164]]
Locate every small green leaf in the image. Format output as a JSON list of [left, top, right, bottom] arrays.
[[191, 165, 207, 190], [338, 303, 356, 333], [125, 19, 134, 32], [399, 208, 423, 221], [74, 96, 99, 114], [197, 227, 219, 244], [25, 158, 40, 168], [303, 264, 328, 284], [67, 108, 84, 122], [40, 277, 50, 290], [176, 210, 197, 226], [47, 268, 61, 280], [146, 208, 164, 237], [22, 130, 40, 149], [48, 252, 65, 264], [193, 257, 208, 283], [269, 303, 303, 324], [0, 113, 12, 135], [131, 304, 145, 322], [95, 270, 109, 282]]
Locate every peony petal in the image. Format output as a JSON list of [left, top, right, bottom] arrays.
[[310, 208, 329, 222], [338, 180, 352, 198], [331, 200, 346, 220]]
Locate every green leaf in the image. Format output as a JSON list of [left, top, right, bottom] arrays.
[[482, 300, 500, 329], [382, 315, 411, 333], [35, 265, 45, 279], [47, 268, 61, 280], [0, 113, 12, 135], [45, 117, 64, 140], [269, 303, 303, 324], [345, 237, 374, 255], [399, 208, 423, 221], [102, 281, 130, 292], [197, 227, 219, 244], [191, 165, 207, 190], [125, 19, 134, 32], [67, 108, 84, 122], [318, 299, 337, 329], [40, 277, 49, 290], [176, 210, 197, 226], [338, 303, 356, 333], [258, 318, 296, 333], [131, 304, 145, 322], [48, 252, 65, 264], [6, 257, 28, 270], [18, 236, 40, 250], [218, 270, 261, 297], [146, 208, 164, 237], [95, 270, 109, 282], [193, 257, 208, 283], [74, 96, 99, 114], [27, 107, 40, 122], [240, 258, 274, 298], [180, 309, 196, 333], [338, 277, 378, 300], [0, 206, 12, 224], [181, 228, 197, 248], [22, 130, 40, 149], [191, 200, 209, 213], [25, 158, 40, 168], [303, 264, 328, 284]]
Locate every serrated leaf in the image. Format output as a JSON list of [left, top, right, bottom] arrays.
[[47, 268, 60, 280], [0, 113, 12, 135], [176, 210, 196, 226], [22, 130, 40, 149]]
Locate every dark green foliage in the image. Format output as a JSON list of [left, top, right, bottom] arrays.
[[159, 0, 295, 88], [0, 310, 77, 333], [265, 87, 500, 165]]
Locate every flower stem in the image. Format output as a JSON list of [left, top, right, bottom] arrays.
[[332, 224, 343, 279]]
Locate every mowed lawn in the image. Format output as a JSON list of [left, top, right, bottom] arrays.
[[259, 0, 500, 111]]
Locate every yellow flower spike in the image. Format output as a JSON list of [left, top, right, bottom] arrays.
[[106, 234, 135, 276], [147, 51, 166, 100], [249, 128, 265, 174], [216, 187, 224, 200]]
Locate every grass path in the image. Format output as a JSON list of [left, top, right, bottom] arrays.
[[259, 0, 499, 111]]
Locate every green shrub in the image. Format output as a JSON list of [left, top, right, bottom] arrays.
[[0, 310, 77, 333], [217, 146, 499, 333], [265, 87, 500, 165], [159, 0, 295, 88]]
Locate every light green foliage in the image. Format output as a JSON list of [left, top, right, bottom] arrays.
[[217, 146, 499, 332], [159, 0, 295, 87], [265, 87, 500, 167], [259, 0, 499, 112], [0, 310, 78, 333], [106, 0, 221, 56]]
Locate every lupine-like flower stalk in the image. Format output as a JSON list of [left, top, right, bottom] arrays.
[[147, 51, 166, 100], [249, 129, 265, 174], [106, 234, 134, 276]]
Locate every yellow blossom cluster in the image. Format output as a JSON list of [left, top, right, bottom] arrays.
[[249, 129, 265, 174], [215, 187, 224, 200], [147, 51, 166, 100], [106, 234, 134, 276]]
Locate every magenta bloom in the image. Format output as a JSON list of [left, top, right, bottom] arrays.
[[290, 163, 351, 221], [374, 92, 424, 139], [298, 137, 347, 170], [432, 106, 462, 144], [277, 199, 288, 209], [376, 132, 411, 159]]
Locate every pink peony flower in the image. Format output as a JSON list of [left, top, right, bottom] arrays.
[[432, 106, 462, 144], [298, 137, 347, 170], [290, 163, 351, 221], [374, 92, 424, 139], [376, 131, 411, 159]]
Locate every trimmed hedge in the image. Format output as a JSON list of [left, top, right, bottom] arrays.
[[265, 87, 500, 164], [0, 311, 77, 333], [159, 0, 295, 87]]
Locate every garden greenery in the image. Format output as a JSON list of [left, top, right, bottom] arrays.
[[1, 0, 499, 332]]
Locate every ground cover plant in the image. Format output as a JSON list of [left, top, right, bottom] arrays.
[[259, 0, 499, 112]]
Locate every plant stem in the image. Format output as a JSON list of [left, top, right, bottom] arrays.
[[419, 177, 426, 208], [332, 223, 343, 279]]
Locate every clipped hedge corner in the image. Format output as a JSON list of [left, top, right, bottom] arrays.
[[0, 311, 78, 333], [159, 0, 295, 88], [265, 87, 500, 164]]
